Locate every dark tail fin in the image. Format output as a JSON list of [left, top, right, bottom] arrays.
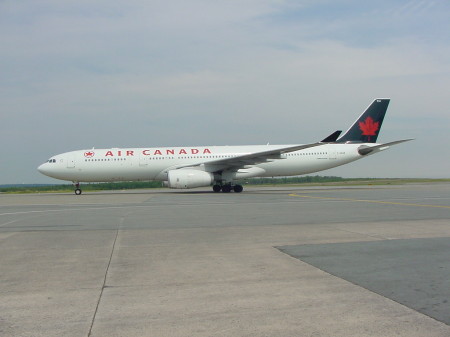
[[336, 99, 390, 143], [320, 130, 342, 143]]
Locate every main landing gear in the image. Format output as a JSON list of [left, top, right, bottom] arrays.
[[212, 184, 243, 193], [74, 182, 82, 195]]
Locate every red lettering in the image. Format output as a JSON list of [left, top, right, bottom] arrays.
[[105, 151, 114, 157], [120, 148, 211, 157]]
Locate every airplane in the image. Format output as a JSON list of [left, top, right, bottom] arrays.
[[38, 99, 412, 195]]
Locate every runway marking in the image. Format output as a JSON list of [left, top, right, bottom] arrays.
[[0, 200, 302, 217], [288, 194, 450, 209], [0, 233, 16, 240], [0, 219, 22, 227], [0, 206, 131, 216]]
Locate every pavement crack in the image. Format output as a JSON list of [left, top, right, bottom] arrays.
[[87, 215, 125, 337], [333, 226, 392, 241]]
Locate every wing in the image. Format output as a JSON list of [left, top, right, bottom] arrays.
[[174, 142, 324, 173]]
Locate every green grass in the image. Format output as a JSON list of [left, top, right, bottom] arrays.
[[250, 178, 450, 187], [1, 177, 449, 194], [0, 181, 163, 193]]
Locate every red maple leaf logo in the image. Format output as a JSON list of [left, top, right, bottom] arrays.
[[84, 151, 95, 158], [359, 117, 379, 141]]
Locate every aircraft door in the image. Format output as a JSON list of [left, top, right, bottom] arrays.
[[328, 147, 337, 160], [67, 156, 75, 168], [139, 152, 148, 167]]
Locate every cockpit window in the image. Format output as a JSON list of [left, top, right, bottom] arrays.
[[47, 159, 56, 163]]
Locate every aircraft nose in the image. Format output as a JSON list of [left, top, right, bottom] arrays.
[[37, 163, 49, 175]]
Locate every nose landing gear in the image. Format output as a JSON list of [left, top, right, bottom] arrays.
[[74, 182, 82, 195]]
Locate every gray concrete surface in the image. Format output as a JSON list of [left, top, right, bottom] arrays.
[[1, 183, 450, 336], [278, 237, 450, 325]]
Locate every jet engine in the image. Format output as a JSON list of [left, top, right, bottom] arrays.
[[167, 169, 214, 189]]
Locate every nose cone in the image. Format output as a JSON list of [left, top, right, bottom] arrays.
[[37, 163, 50, 176]]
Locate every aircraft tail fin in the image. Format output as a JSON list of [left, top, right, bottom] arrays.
[[336, 99, 390, 143], [320, 130, 342, 143]]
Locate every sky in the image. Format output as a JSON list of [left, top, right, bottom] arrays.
[[1, 0, 449, 184]]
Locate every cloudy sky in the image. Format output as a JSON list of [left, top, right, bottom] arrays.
[[1, 0, 449, 184]]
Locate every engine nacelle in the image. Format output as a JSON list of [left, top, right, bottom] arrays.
[[167, 169, 214, 189]]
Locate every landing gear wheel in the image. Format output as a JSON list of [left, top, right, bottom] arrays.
[[233, 184, 243, 193], [222, 185, 232, 193], [74, 182, 82, 195], [212, 184, 222, 193]]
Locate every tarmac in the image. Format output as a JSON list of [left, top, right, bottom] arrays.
[[1, 183, 450, 337]]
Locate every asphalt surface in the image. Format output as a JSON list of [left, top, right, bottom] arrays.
[[1, 183, 450, 336], [278, 237, 450, 325]]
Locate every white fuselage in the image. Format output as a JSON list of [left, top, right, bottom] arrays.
[[37, 98, 410, 193], [38, 143, 366, 183]]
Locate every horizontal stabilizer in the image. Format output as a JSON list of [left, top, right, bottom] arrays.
[[358, 139, 414, 156]]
